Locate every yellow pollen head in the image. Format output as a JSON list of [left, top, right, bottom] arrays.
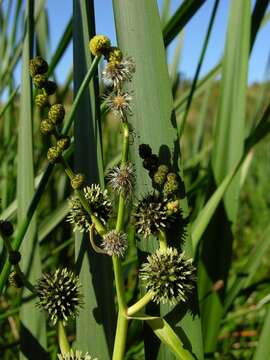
[[89, 35, 111, 56]]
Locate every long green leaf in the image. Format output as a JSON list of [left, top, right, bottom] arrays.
[[253, 304, 270, 360], [112, 1, 203, 359], [17, 0, 47, 357], [73, 1, 115, 357]]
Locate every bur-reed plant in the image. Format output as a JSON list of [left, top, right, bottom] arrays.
[[1, 0, 270, 359]]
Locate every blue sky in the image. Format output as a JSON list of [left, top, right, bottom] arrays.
[[6, 0, 270, 90]]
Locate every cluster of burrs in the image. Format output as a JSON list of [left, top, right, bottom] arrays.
[[66, 35, 136, 258], [131, 144, 196, 305]]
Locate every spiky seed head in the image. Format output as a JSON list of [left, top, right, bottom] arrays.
[[84, 185, 112, 225], [47, 146, 62, 164], [101, 230, 128, 257], [107, 162, 135, 198], [9, 251, 21, 265], [44, 81, 57, 95], [40, 119, 54, 135], [58, 349, 97, 360], [48, 104, 65, 124], [89, 35, 111, 56], [0, 220, 14, 236], [134, 194, 168, 238], [106, 91, 132, 119], [105, 47, 123, 63], [71, 174, 86, 190], [140, 247, 196, 305], [29, 56, 48, 77], [35, 94, 49, 108], [143, 154, 159, 172], [67, 198, 91, 233], [138, 144, 152, 159], [102, 57, 135, 88], [36, 268, 83, 325], [57, 136, 71, 151], [33, 74, 47, 89], [9, 271, 23, 288], [163, 179, 179, 195]]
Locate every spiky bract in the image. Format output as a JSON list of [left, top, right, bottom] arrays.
[[140, 248, 196, 305], [58, 349, 96, 360], [107, 162, 135, 198], [36, 268, 83, 325], [101, 230, 128, 257]]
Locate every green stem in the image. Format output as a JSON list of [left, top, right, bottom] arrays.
[[58, 321, 70, 355], [159, 229, 168, 251], [112, 311, 128, 360], [112, 121, 130, 359], [127, 292, 153, 316]]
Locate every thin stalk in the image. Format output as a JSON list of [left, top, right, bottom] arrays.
[[112, 121, 129, 360], [127, 292, 153, 316], [58, 321, 70, 355], [159, 229, 168, 251]]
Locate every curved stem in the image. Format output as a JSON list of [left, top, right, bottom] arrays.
[[58, 321, 70, 355], [127, 292, 153, 316]]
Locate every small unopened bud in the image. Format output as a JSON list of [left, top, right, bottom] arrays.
[[139, 144, 152, 159], [57, 136, 70, 151], [47, 146, 62, 164], [35, 94, 49, 108], [9, 251, 21, 265], [48, 104, 65, 124], [89, 35, 111, 56], [106, 47, 123, 63], [33, 74, 47, 89], [71, 174, 86, 190], [164, 178, 179, 195], [44, 81, 57, 95], [9, 271, 23, 288], [153, 165, 169, 186], [40, 119, 55, 135], [29, 56, 48, 77], [0, 220, 14, 237], [167, 200, 180, 215]]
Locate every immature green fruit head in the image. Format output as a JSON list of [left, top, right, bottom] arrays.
[[35, 94, 49, 108], [40, 119, 55, 135], [0, 220, 14, 237], [33, 74, 47, 89], [140, 247, 196, 305], [9, 251, 21, 265], [57, 136, 71, 151], [163, 179, 179, 195], [153, 166, 169, 186], [36, 268, 83, 325], [9, 271, 24, 288], [48, 104, 65, 124], [89, 35, 111, 56], [71, 173, 86, 190], [44, 81, 57, 95], [47, 146, 62, 164], [29, 56, 48, 77]]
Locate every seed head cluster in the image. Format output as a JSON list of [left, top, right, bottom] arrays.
[[140, 248, 196, 305], [101, 230, 128, 257], [36, 268, 83, 325], [107, 162, 135, 198]]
